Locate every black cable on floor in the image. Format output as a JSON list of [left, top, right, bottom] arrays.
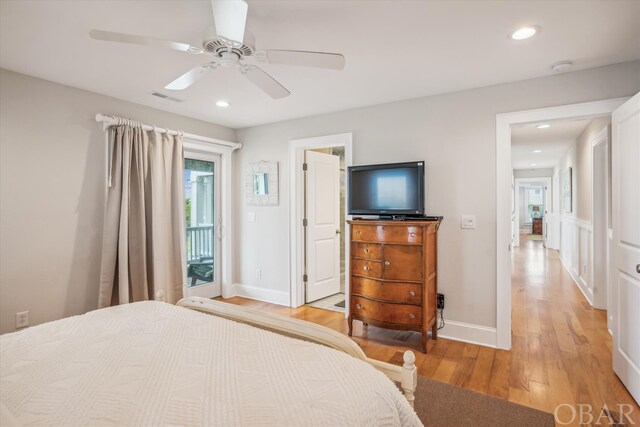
[[437, 307, 445, 330]]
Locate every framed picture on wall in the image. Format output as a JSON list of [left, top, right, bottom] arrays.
[[246, 161, 279, 206], [562, 167, 572, 213]]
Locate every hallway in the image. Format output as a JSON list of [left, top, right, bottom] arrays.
[[511, 239, 639, 424]]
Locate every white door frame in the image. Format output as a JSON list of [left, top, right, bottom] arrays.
[[496, 97, 628, 350], [183, 139, 237, 299], [591, 126, 610, 311], [514, 177, 551, 248], [289, 133, 353, 313], [183, 151, 221, 298]]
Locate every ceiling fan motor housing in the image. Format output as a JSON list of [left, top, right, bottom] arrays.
[[202, 25, 255, 58]]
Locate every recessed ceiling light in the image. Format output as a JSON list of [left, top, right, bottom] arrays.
[[533, 150, 542, 153], [531, 163, 537, 166], [536, 124, 551, 129], [510, 26, 540, 40], [216, 100, 231, 108]]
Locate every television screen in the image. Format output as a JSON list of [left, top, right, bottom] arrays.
[[348, 162, 424, 216]]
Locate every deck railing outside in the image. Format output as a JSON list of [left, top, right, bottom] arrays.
[[186, 225, 214, 263]]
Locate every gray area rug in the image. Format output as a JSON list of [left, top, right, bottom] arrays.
[[413, 376, 555, 427]]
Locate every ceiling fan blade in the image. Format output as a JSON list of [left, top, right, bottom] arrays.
[[165, 65, 216, 90], [211, 0, 247, 44], [265, 50, 345, 70], [89, 29, 203, 54], [241, 66, 290, 99]]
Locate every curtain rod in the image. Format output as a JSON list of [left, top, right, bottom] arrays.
[[95, 113, 242, 151]]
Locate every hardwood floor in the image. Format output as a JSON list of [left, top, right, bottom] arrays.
[[220, 239, 638, 425]]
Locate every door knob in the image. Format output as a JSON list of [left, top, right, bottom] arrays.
[[336, 229, 341, 235], [637, 264, 640, 274]]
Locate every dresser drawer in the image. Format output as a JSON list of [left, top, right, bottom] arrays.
[[351, 259, 382, 278], [351, 296, 422, 326], [382, 245, 423, 281], [382, 226, 423, 244], [351, 276, 422, 305], [352, 242, 383, 260], [352, 224, 422, 244], [352, 225, 384, 242]]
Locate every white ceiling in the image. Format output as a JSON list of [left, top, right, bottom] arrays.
[[511, 118, 593, 170], [1, 1, 639, 129]]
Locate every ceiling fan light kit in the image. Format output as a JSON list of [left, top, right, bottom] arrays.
[[89, 0, 345, 99]]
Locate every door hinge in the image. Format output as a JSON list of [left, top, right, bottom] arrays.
[[303, 162, 308, 171], [303, 274, 308, 282], [303, 218, 308, 227]]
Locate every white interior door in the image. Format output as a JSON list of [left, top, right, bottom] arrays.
[[612, 92, 640, 404], [184, 152, 222, 299], [543, 181, 551, 247], [305, 150, 340, 303]]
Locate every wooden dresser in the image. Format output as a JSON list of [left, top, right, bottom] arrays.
[[347, 219, 441, 353], [532, 217, 543, 235]]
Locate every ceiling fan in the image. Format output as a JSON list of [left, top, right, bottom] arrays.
[[89, 0, 345, 99]]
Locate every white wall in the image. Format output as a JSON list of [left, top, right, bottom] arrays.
[[556, 116, 612, 306], [233, 61, 640, 333], [0, 69, 236, 333]]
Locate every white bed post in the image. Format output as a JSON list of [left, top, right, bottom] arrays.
[[400, 350, 417, 408]]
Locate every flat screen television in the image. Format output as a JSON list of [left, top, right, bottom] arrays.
[[348, 161, 425, 217]]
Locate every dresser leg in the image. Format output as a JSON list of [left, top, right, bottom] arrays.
[[421, 331, 428, 353], [348, 315, 353, 336], [431, 323, 438, 340]]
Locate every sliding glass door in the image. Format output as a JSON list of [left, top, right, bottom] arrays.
[[184, 152, 221, 298]]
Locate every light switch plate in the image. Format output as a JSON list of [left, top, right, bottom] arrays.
[[461, 215, 476, 229], [248, 212, 256, 222]]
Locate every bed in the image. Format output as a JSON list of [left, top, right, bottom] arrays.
[[0, 297, 421, 426]]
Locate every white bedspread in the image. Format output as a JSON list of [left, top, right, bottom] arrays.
[[1, 301, 421, 427]]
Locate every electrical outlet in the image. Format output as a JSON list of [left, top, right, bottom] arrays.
[[255, 268, 261, 279], [437, 293, 445, 310], [16, 311, 29, 329]]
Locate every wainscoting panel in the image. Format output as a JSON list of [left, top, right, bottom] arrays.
[[560, 215, 594, 305]]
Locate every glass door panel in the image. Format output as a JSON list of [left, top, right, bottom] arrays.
[[184, 154, 221, 298]]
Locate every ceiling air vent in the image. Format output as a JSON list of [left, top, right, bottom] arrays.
[[151, 92, 184, 103]]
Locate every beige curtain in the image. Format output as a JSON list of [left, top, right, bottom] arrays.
[[98, 124, 186, 308]]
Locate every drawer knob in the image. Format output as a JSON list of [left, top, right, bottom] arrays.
[[409, 291, 415, 296], [408, 313, 415, 319], [355, 230, 361, 235], [384, 260, 390, 266], [364, 248, 369, 254], [356, 304, 362, 309], [363, 266, 370, 271], [409, 232, 416, 238]]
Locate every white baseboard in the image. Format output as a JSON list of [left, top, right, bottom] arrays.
[[229, 284, 497, 348], [232, 283, 290, 306], [438, 319, 497, 348], [559, 255, 594, 305]]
